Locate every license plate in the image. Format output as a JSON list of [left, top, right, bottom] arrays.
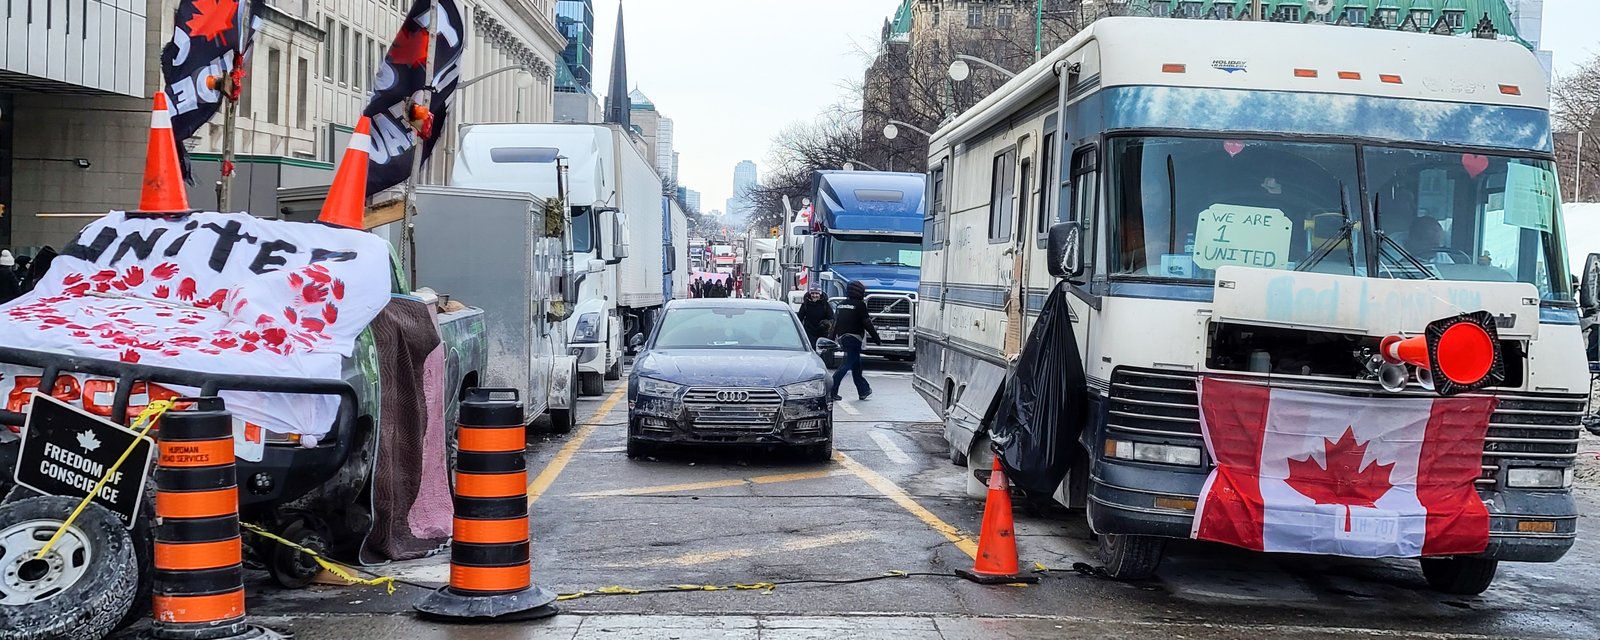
[[13, 392, 154, 527], [880, 330, 898, 341]]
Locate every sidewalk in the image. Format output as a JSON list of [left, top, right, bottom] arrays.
[[233, 613, 1513, 639]]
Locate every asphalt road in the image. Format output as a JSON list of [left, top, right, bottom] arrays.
[[166, 359, 1600, 639]]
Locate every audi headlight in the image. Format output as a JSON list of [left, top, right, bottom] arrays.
[[638, 377, 684, 397], [781, 379, 828, 399], [572, 312, 602, 343]]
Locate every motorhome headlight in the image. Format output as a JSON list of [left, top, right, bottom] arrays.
[[572, 312, 602, 343], [1506, 467, 1572, 489], [781, 379, 828, 399], [638, 377, 685, 398], [1104, 439, 1204, 467]]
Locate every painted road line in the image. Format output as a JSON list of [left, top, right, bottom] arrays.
[[527, 385, 627, 505], [836, 401, 860, 416], [835, 451, 978, 559], [571, 468, 848, 498], [605, 530, 877, 568], [869, 431, 913, 464]]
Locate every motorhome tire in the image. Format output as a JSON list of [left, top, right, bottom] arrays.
[[581, 372, 605, 396], [606, 357, 622, 380], [1420, 557, 1498, 595], [268, 519, 330, 589], [1096, 533, 1165, 580], [0, 497, 138, 640]]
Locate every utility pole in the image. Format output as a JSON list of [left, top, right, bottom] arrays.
[[401, 0, 441, 287], [1578, 130, 1586, 202], [1034, 0, 1043, 62]]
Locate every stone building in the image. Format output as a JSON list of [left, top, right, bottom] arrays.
[[1, 0, 565, 250]]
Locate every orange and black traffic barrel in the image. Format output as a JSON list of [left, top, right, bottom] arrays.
[[415, 388, 558, 621], [147, 397, 282, 640]]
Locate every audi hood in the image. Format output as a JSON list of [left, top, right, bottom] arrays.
[[633, 349, 825, 388]]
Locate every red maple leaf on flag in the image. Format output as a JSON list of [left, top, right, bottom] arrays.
[[186, 0, 238, 45], [387, 25, 430, 68], [1285, 427, 1396, 532]]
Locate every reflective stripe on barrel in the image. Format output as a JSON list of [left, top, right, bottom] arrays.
[[449, 388, 532, 596], [151, 397, 249, 636]]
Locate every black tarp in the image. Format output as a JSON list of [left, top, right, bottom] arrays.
[[990, 286, 1089, 495]]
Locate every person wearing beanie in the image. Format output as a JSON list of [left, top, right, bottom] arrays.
[[0, 250, 21, 304], [829, 280, 881, 401]]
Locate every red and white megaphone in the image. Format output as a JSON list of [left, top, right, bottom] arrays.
[[1379, 310, 1504, 396]]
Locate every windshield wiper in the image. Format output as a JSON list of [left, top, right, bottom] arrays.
[[830, 260, 867, 265], [1295, 180, 1356, 274], [874, 261, 914, 267], [1375, 233, 1439, 280]]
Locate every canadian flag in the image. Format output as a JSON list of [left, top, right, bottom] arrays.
[[1194, 378, 1497, 558]]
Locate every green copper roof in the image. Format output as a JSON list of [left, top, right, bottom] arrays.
[[886, 0, 914, 42]]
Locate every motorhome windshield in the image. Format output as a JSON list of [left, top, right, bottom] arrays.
[[828, 237, 922, 268], [1109, 136, 1571, 301], [571, 207, 594, 253]]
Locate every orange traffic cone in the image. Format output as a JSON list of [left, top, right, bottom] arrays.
[[956, 457, 1038, 584], [137, 92, 191, 213], [319, 116, 372, 229]]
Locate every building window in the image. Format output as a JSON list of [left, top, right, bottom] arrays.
[[352, 35, 363, 89], [967, 5, 983, 28], [1277, 5, 1300, 21], [1376, 8, 1399, 27], [339, 25, 350, 85], [989, 149, 1016, 242], [1150, 1, 1171, 17], [997, 6, 1013, 29], [323, 19, 334, 79], [267, 48, 281, 124], [1443, 10, 1464, 29], [931, 4, 940, 26], [1410, 9, 1431, 27], [1178, 2, 1203, 18], [1345, 7, 1367, 24], [1210, 2, 1234, 19], [296, 58, 309, 128]]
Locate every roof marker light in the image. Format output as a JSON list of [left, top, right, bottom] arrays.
[[1294, 68, 1318, 78], [1338, 71, 1361, 80], [1499, 84, 1522, 95], [1162, 64, 1186, 73], [1380, 74, 1403, 84]]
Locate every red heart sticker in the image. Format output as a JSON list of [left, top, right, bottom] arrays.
[[1462, 154, 1489, 178], [1224, 140, 1245, 157]]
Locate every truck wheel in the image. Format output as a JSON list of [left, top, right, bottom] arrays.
[[267, 519, 329, 589], [605, 357, 623, 381], [0, 497, 138, 640], [1420, 557, 1498, 595], [1097, 533, 1166, 580], [580, 372, 605, 396]]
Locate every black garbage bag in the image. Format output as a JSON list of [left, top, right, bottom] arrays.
[[990, 286, 1089, 495]]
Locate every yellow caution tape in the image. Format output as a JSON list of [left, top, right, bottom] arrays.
[[37, 400, 172, 559], [1033, 562, 1049, 572], [241, 522, 397, 595]]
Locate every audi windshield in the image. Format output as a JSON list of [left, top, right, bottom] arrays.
[[652, 308, 808, 350]]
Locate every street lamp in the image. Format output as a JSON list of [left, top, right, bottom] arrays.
[[883, 120, 932, 141], [843, 159, 882, 172], [948, 54, 1017, 82]]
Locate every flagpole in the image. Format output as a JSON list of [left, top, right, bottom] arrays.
[[401, 0, 439, 288], [216, 59, 240, 211]]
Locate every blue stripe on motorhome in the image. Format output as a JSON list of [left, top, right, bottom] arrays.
[[1107, 281, 1216, 302], [1103, 86, 1552, 153]]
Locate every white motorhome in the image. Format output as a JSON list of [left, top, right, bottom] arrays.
[[454, 123, 667, 396], [917, 17, 1583, 593]]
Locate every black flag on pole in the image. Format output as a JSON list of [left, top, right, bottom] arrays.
[[160, 0, 262, 182], [364, 0, 464, 197]]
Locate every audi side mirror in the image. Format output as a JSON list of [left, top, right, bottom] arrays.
[[1047, 221, 1084, 279], [814, 338, 839, 352]]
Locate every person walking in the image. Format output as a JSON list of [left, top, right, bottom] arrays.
[[830, 281, 880, 401], [0, 251, 22, 304], [796, 288, 834, 348]]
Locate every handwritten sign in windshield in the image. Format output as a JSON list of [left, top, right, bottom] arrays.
[[1193, 204, 1293, 271]]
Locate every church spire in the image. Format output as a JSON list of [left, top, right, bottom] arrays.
[[604, 2, 631, 129]]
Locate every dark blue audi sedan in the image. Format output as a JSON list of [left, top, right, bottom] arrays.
[[626, 298, 836, 461]]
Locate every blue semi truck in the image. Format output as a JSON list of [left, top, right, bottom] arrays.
[[795, 171, 926, 361]]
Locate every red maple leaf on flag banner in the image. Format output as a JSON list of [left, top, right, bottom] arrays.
[[186, 0, 239, 45], [388, 25, 430, 68], [1285, 427, 1396, 532]]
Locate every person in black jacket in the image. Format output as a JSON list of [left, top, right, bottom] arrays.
[[796, 288, 833, 348], [0, 251, 20, 304], [829, 281, 880, 401]]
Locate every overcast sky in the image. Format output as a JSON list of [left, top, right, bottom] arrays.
[[589, 0, 1598, 214]]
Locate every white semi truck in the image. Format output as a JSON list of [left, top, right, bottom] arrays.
[[454, 123, 667, 396]]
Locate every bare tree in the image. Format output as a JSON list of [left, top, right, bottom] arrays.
[[746, 107, 864, 231], [1553, 53, 1600, 201]]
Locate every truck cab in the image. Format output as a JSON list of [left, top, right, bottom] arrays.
[[801, 171, 926, 358]]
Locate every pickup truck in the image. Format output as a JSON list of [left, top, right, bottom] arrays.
[[0, 211, 486, 640]]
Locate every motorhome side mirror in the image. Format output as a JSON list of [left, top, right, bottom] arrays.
[[815, 338, 839, 352], [629, 333, 645, 349], [1046, 221, 1084, 279], [1581, 253, 1600, 315], [611, 212, 630, 259]]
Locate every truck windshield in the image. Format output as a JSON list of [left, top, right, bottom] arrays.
[[1111, 136, 1363, 280], [1366, 147, 1571, 301], [571, 207, 594, 253], [828, 237, 922, 268], [1108, 136, 1572, 301]]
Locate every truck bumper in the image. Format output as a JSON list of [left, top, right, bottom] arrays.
[[1086, 457, 1578, 563], [571, 343, 605, 374]]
